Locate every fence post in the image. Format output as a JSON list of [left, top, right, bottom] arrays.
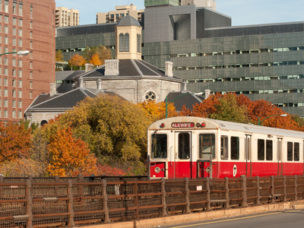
[[242, 175, 248, 207], [55, 176, 59, 197], [0, 175, 4, 200], [283, 176, 287, 202], [161, 179, 167, 217], [294, 176, 298, 201], [185, 178, 191, 214], [134, 182, 139, 220], [67, 179, 75, 227], [26, 178, 33, 228], [77, 175, 84, 203], [206, 178, 211, 211], [256, 176, 260, 205], [225, 177, 230, 209], [271, 176, 275, 203], [102, 179, 110, 223]]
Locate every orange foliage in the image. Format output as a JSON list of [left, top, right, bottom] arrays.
[[96, 164, 127, 176], [89, 53, 102, 66], [68, 54, 86, 67], [137, 100, 177, 121], [180, 93, 303, 131], [47, 128, 97, 177], [0, 122, 31, 162]]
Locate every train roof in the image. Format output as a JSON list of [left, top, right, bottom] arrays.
[[149, 117, 304, 139]]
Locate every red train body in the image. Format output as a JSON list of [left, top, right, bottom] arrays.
[[148, 117, 304, 179]]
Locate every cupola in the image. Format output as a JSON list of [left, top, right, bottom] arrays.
[[116, 15, 142, 60]]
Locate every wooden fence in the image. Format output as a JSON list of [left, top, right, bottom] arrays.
[[0, 175, 303, 227]]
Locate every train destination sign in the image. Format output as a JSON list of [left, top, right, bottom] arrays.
[[171, 122, 195, 128]]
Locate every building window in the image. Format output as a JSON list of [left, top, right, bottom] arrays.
[[4, 26, 8, 34], [30, 4, 33, 18], [4, 110, 7, 118], [18, 101, 22, 108], [12, 59, 16, 66], [12, 110, 16, 118], [12, 89, 16, 98], [18, 80, 22, 88], [119, 33, 129, 52], [18, 29, 22, 37], [18, 39, 22, 47], [4, 0, 8, 13], [4, 15, 8, 23], [13, 2, 17, 14], [18, 3, 23, 16], [18, 90, 22, 98], [4, 89, 8, 97], [4, 99, 8, 107], [221, 135, 228, 160], [4, 78, 7, 86], [4, 36, 8, 45], [19, 19, 22, 27], [18, 59, 22, 67], [29, 81, 32, 89], [12, 100, 16, 108], [18, 111, 22, 118], [13, 28, 16, 36], [13, 17, 16, 25], [145, 91, 156, 101], [12, 79, 16, 87], [18, 70, 22, 78]]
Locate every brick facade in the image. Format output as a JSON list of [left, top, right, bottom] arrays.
[[0, 0, 55, 121]]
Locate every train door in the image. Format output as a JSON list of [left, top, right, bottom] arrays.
[[173, 132, 192, 178], [245, 135, 252, 176], [197, 134, 215, 178], [277, 138, 283, 175]]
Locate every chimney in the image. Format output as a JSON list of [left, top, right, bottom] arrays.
[[205, 89, 211, 99], [105, 59, 119, 76], [79, 76, 84, 88], [97, 79, 102, 90], [85, 63, 94, 72], [165, 61, 173, 77], [50, 83, 56, 96], [183, 81, 187, 92]]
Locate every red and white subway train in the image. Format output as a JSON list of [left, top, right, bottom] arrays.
[[148, 117, 304, 179]]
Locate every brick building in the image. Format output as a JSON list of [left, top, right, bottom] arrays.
[[0, 0, 55, 121]]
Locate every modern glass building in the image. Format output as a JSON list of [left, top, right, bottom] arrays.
[[56, 3, 304, 116]]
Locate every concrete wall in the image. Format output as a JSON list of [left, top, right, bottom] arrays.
[[84, 78, 181, 103], [27, 112, 62, 125]]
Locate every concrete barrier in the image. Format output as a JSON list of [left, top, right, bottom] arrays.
[[83, 200, 304, 228]]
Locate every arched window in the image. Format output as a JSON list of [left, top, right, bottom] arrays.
[[119, 33, 129, 52]]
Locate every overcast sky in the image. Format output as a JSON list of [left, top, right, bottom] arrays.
[[55, 0, 304, 26]]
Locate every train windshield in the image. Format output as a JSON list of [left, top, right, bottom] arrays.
[[151, 134, 167, 158], [199, 134, 215, 159]]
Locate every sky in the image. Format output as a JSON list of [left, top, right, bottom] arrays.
[[55, 0, 304, 26]]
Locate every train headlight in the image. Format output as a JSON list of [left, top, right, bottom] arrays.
[[160, 123, 165, 128], [154, 167, 161, 174]]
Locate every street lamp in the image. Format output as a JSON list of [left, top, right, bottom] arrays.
[[257, 114, 288, 125], [0, 50, 30, 56]]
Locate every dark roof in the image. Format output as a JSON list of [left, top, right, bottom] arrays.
[[56, 71, 84, 93], [26, 88, 97, 112], [166, 91, 203, 111], [82, 59, 181, 82], [118, 15, 140, 27]]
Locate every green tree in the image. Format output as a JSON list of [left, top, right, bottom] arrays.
[[209, 94, 249, 123]]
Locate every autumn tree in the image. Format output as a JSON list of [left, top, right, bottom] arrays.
[[89, 53, 102, 66], [83, 46, 112, 65], [137, 100, 177, 121], [44, 94, 151, 175], [68, 54, 86, 70], [47, 128, 97, 177], [56, 50, 64, 62], [0, 122, 32, 162]]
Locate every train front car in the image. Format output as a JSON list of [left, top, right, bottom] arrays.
[[148, 116, 304, 179], [148, 117, 220, 179]]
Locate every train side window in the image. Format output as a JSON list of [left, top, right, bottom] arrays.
[[287, 142, 293, 161], [221, 135, 228, 160], [151, 134, 167, 158], [231, 136, 239, 160], [258, 139, 265, 160], [266, 140, 273, 161], [179, 133, 190, 159], [199, 134, 215, 159], [294, 142, 300, 161]]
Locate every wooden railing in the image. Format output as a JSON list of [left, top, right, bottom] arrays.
[[0, 175, 303, 227]]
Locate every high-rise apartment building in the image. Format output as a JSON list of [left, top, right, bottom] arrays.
[[0, 0, 55, 121], [55, 7, 79, 27], [96, 4, 144, 25]]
